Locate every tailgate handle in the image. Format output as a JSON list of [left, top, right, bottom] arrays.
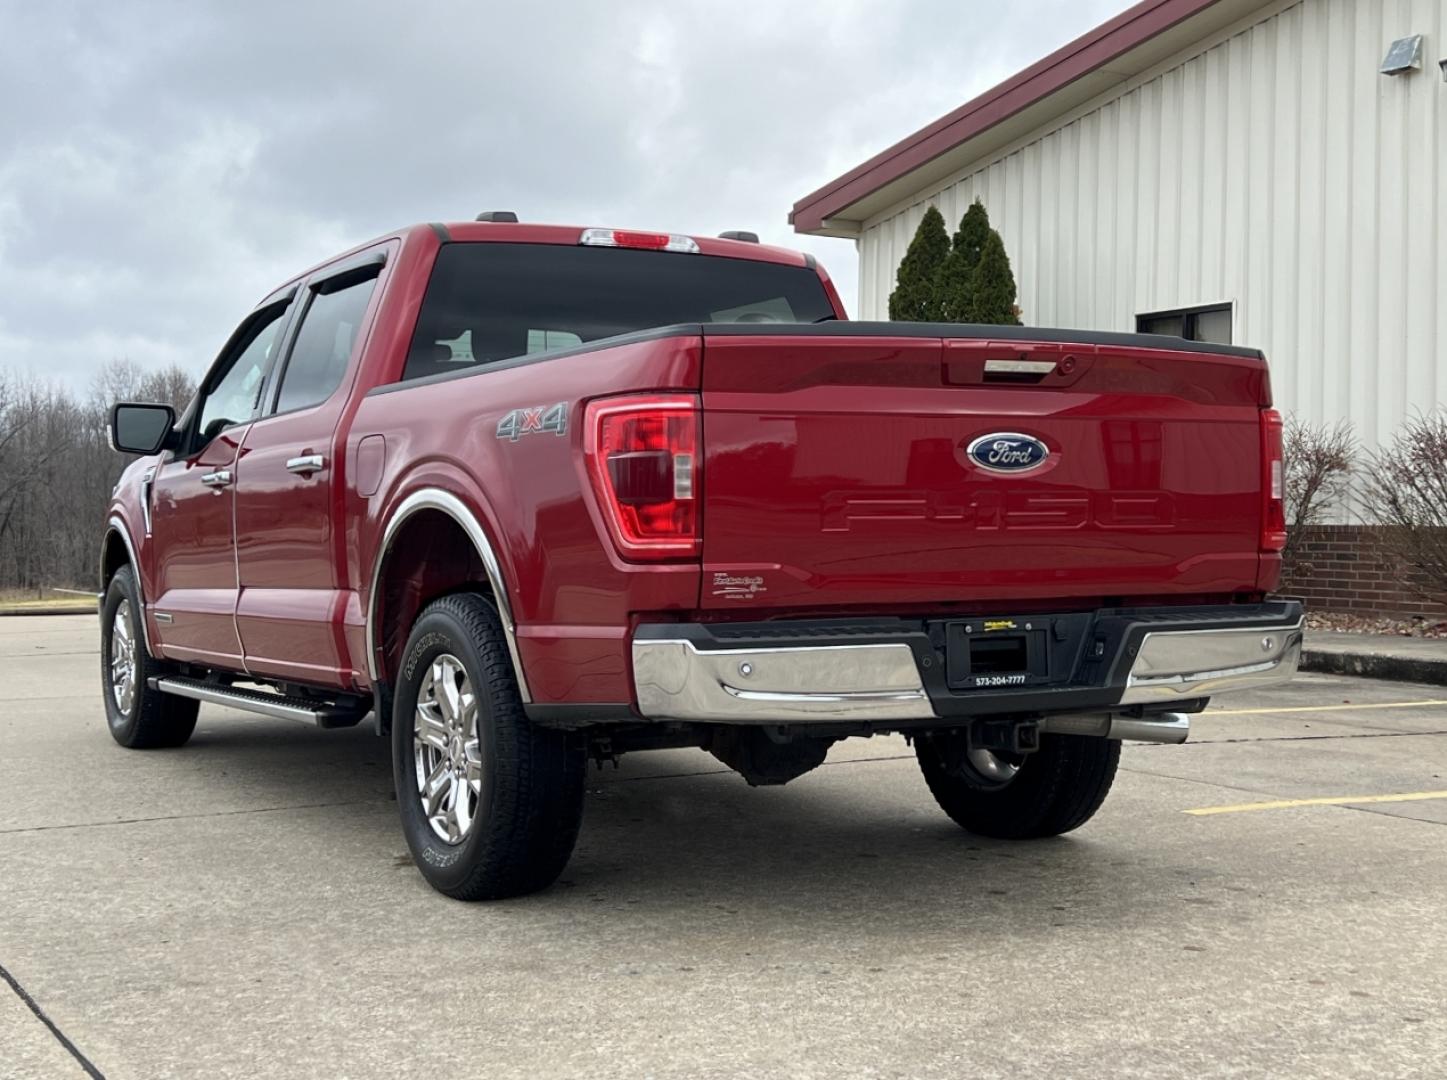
[[944, 345, 1093, 388], [983, 358, 1055, 383]]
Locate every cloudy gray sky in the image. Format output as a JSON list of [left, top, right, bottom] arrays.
[[0, 0, 1130, 389]]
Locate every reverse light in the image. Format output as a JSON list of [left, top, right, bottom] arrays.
[[584, 394, 700, 559], [579, 228, 700, 254], [1261, 408, 1287, 552]]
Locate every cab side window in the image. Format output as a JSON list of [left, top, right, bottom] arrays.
[[194, 303, 290, 451], [273, 274, 379, 415]]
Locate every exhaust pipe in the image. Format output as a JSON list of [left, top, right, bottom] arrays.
[[1042, 712, 1190, 744]]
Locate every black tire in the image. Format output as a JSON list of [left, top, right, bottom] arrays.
[[392, 592, 586, 900], [100, 566, 199, 749], [916, 732, 1119, 839]]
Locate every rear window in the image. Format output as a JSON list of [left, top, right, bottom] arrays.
[[401, 242, 835, 382]]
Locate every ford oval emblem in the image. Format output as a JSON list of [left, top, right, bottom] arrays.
[[965, 432, 1050, 474]]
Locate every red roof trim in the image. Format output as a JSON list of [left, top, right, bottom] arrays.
[[790, 0, 1227, 233]]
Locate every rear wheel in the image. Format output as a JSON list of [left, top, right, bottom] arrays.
[[392, 592, 586, 900], [100, 566, 199, 748], [915, 732, 1119, 839]]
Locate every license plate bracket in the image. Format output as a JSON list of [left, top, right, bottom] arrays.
[[945, 618, 1051, 690]]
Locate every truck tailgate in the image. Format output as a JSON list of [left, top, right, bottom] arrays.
[[699, 329, 1270, 611]]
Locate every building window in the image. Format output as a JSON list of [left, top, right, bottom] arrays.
[[1136, 303, 1233, 345]]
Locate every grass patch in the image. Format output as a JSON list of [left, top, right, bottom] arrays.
[[0, 588, 96, 615]]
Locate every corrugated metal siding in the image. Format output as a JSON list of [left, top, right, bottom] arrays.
[[858, 0, 1446, 446]]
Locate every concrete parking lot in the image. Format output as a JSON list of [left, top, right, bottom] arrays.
[[2, 614, 1445, 1079]]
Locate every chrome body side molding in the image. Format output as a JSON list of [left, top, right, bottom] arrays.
[[364, 488, 531, 702]]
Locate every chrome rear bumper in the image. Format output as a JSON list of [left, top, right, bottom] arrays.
[[1121, 622, 1302, 704], [632, 609, 1302, 727], [633, 639, 934, 724]]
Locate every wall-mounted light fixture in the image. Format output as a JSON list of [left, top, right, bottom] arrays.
[[1381, 34, 1423, 75]]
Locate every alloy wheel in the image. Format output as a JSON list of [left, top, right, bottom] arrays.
[[413, 654, 483, 844], [109, 599, 137, 715]]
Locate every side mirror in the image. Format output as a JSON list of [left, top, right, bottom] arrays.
[[110, 402, 177, 455]]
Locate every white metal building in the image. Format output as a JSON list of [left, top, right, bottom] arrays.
[[791, 0, 1447, 449]]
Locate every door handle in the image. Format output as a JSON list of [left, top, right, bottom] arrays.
[[200, 469, 233, 488], [286, 454, 326, 475]]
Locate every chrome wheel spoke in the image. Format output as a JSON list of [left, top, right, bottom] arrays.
[[451, 775, 472, 837], [421, 759, 451, 817], [414, 704, 448, 753], [438, 663, 463, 727], [463, 740, 483, 790]]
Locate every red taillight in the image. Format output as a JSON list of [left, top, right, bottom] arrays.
[[1261, 408, 1287, 552], [584, 394, 700, 559]]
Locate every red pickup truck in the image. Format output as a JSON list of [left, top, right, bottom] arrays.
[[102, 216, 1302, 899]]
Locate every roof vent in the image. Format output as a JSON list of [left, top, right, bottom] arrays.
[[718, 230, 760, 243], [475, 211, 519, 223]]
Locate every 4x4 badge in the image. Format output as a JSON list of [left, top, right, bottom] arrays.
[[497, 402, 568, 441]]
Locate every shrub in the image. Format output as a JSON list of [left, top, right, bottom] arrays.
[[887, 206, 949, 321], [1359, 412, 1447, 603], [889, 198, 1023, 325], [969, 231, 1022, 325], [1282, 418, 1355, 567], [937, 199, 991, 321]]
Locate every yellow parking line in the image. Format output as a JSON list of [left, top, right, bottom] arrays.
[[1186, 791, 1447, 815], [1208, 700, 1447, 716]]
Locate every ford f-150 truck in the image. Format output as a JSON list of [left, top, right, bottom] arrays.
[[101, 215, 1302, 900]]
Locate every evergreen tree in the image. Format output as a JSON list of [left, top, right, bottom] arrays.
[[969, 230, 1022, 325], [937, 199, 991, 321], [887, 206, 949, 321]]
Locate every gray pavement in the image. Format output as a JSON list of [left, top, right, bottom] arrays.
[[2, 614, 1446, 1079]]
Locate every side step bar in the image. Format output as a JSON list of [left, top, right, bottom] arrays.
[[149, 676, 368, 729]]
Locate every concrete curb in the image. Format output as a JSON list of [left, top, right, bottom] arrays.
[[1301, 648, 1447, 687]]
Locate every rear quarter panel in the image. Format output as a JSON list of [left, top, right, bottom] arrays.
[[347, 335, 703, 703]]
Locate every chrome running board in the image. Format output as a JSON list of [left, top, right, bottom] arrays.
[[149, 676, 367, 729]]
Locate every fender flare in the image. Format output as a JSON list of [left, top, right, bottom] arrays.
[[364, 487, 531, 702], [101, 515, 155, 654]]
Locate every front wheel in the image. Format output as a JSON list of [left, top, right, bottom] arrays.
[[100, 566, 198, 749], [392, 592, 586, 900], [915, 732, 1119, 839]]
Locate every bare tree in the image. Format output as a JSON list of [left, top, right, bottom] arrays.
[[1282, 417, 1355, 567], [137, 366, 197, 413], [1359, 412, 1447, 604], [0, 361, 197, 591]]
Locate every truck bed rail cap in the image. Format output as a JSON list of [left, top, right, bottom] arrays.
[[699, 321, 1265, 360]]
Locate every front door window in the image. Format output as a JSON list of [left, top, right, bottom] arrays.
[[194, 305, 290, 452]]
